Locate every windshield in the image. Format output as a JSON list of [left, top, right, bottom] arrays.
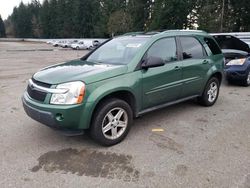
[[86, 36, 149, 65]]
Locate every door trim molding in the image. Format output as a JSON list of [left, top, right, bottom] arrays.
[[137, 95, 199, 116]]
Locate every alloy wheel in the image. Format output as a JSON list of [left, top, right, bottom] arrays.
[[207, 81, 218, 103], [101, 107, 128, 140]]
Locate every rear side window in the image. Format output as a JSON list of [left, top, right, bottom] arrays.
[[147, 37, 177, 63], [180, 37, 204, 59], [204, 37, 222, 55]]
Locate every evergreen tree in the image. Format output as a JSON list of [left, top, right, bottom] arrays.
[[128, 0, 151, 31], [40, 0, 51, 37], [108, 10, 133, 36], [196, 0, 224, 32], [149, 0, 192, 30], [4, 18, 14, 37], [29, 0, 42, 37], [11, 2, 33, 37], [0, 15, 6, 37], [5, 0, 250, 38]]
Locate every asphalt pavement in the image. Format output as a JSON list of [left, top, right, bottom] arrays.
[[0, 42, 250, 188]]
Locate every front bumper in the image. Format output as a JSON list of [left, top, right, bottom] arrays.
[[22, 91, 93, 131], [23, 97, 58, 128], [225, 65, 249, 80]]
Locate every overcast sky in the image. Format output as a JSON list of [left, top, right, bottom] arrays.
[[0, 0, 32, 20]]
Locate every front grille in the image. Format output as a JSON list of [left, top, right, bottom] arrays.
[[27, 79, 52, 102]]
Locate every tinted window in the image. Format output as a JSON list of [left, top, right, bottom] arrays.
[[147, 38, 177, 63], [180, 37, 204, 59], [204, 37, 222, 55]]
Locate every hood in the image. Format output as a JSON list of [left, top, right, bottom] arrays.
[[213, 35, 250, 53], [33, 59, 127, 85]]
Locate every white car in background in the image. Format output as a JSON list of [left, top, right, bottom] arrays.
[[46, 40, 55, 44], [84, 40, 95, 49], [71, 41, 88, 50], [61, 40, 79, 48], [53, 40, 63, 47], [58, 40, 68, 47]]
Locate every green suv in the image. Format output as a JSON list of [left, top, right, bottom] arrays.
[[22, 30, 224, 146]]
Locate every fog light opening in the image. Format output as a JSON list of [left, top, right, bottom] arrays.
[[56, 113, 64, 121]]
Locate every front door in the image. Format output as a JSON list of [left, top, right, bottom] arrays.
[[142, 37, 182, 109]]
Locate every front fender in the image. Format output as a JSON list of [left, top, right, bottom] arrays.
[[82, 72, 142, 128]]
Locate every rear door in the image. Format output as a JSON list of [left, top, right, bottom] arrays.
[[178, 36, 210, 97], [142, 37, 182, 109]]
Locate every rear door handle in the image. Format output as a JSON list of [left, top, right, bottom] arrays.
[[203, 60, 209, 64], [174, 66, 181, 71]]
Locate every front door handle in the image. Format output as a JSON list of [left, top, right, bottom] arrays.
[[174, 66, 181, 71]]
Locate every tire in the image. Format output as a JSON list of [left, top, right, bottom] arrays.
[[198, 77, 220, 106], [226, 77, 234, 85], [90, 98, 133, 146], [76, 46, 80, 50], [242, 70, 250, 87]]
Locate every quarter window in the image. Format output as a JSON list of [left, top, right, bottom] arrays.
[[180, 37, 204, 59], [147, 38, 177, 63], [204, 37, 222, 55]]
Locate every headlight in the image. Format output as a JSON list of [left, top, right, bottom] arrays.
[[50, 81, 85, 105], [226, 58, 246, 66]]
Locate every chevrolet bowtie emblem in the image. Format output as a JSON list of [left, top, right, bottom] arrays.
[[30, 83, 35, 90]]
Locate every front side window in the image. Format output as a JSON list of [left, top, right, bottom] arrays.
[[146, 37, 177, 63], [86, 37, 149, 65], [180, 37, 204, 59]]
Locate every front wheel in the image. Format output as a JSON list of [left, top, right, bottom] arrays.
[[242, 70, 250, 86], [90, 98, 133, 146], [198, 77, 220, 106]]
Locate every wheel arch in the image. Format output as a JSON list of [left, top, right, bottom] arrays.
[[88, 90, 137, 129], [210, 71, 223, 85]]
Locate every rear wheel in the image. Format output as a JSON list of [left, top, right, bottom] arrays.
[[90, 98, 133, 146], [198, 77, 220, 106]]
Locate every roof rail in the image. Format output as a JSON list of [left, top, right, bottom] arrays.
[[164, 29, 207, 34]]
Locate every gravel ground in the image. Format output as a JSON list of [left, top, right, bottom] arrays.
[[0, 42, 250, 188]]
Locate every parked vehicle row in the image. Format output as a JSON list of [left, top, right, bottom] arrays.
[[47, 39, 102, 50]]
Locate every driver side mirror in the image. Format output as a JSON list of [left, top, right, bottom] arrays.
[[141, 56, 165, 69]]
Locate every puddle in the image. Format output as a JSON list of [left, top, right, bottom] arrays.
[[31, 148, 139, 182]]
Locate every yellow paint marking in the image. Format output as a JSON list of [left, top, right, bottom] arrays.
[[152, 128, 164, 132]]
